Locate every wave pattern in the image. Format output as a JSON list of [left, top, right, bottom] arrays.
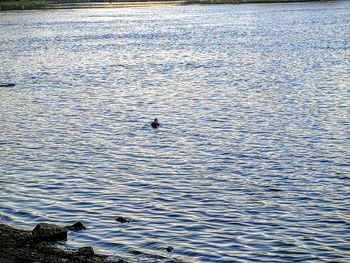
[[1, 2, 350, 262]]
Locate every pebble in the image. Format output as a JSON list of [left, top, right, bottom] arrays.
[[116, 217, 131, 223]]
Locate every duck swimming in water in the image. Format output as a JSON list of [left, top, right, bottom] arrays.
[[151, 118, 160, 129]]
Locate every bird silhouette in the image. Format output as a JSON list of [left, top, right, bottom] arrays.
[[151, 118, 160, 129]]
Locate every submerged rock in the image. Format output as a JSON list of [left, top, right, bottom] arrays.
[[166, 246, 174, 252], [65, 221, 86, 232], [115, 217, 131, 223], [32, 223, 68, 241], [0, 83, 15, 87], [78, 246, 94, 257]]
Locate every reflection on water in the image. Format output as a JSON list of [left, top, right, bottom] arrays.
[[1, 2, 350, 262]]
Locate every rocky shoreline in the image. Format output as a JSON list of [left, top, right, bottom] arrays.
[[0, 223, 127, 263]]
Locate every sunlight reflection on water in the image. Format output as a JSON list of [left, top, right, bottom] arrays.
[[1, 2, 350, 262]]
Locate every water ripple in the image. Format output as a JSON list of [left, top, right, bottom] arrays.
[[1, 2, 350, 262]]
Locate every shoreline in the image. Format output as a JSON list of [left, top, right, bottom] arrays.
[[0, 223, 126, 263], [0, 0, 332, 11]]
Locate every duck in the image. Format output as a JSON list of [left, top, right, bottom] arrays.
[[151, 118, 160, 129]]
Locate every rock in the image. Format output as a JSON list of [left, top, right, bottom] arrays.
[[94, 253, 108, 259], [65, 221, 86, 232], [115, 217, 131, 223], [0, 83, 15, 87], [166, 246, 174, 252], [0, 223, 131, 263], [32, 223, 67, 241], [77, 246, 94, 257]]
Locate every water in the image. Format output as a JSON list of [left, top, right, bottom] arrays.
[[1, 2, 350, 262]]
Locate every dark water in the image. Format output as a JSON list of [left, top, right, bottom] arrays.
[[1, 2, 350, 262]]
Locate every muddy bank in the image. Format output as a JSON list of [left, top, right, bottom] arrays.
[[0, 223, 126, 263]]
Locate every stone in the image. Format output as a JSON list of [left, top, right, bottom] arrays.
[[0, 83, 15, 87], [65, 221, 86, 232], [77, 246, 94, 257], [32, 223, 67, 241], [166, 246, 174, 252], [115, 217, 131, 223]]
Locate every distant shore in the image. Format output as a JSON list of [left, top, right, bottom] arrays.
[[0, 0, 332, 11], [0, 223, 125, 263]]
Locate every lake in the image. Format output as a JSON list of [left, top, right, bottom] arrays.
[[0, 1, 350, 262]]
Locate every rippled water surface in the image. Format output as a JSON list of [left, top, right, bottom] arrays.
[[1, 2, 350, 262]]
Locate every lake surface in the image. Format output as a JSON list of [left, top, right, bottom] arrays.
[[1, 2, 350, 262]]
